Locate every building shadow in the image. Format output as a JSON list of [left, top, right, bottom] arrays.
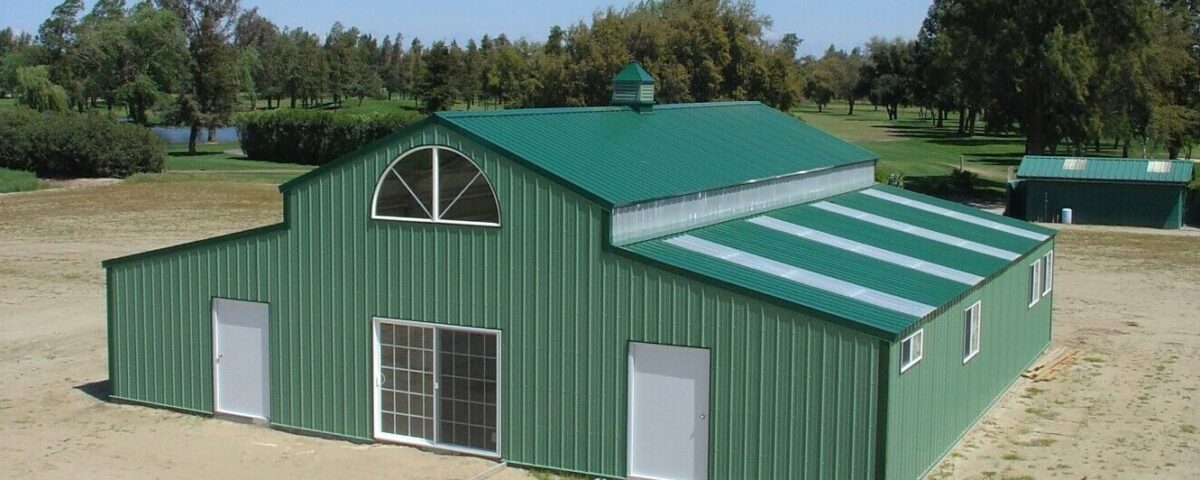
[[75, 379, 111, 402]]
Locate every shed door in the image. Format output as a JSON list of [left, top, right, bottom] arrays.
[[628, 342, 710, 480], [213, 298, 270, 420]]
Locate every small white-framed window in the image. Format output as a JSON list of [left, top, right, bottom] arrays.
[[1042, 251, 1053, 296], [1028, 259, 1043, 307], [372, 146, 501, 226], [963, 301, 981, 363], [899, 329, 924, 373]]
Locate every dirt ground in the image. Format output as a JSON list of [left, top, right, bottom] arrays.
[[1, 182, 1197, 479]]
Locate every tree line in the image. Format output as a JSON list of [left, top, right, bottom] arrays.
[[0, 0, 804, 153], [803, 0, 1200, 158], [2, 0, 1197, 158]]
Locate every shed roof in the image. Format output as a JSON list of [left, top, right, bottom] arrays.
[[621, 185, 1055, 339], [1017, 156, 1194, 184], [435, 102, 877, 207]]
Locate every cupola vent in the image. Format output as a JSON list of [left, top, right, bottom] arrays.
[[611, 61, 655, 113]]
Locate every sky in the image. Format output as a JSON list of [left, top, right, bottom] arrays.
[[7, 0, 932, 57]]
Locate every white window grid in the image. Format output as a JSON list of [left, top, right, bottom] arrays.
[[371, 146, 501, 227], [963, 301, 981, 363], [1042, 251, 1053, 296], [372, 318, 501, 457], [1028, 259, 1043, 307], [900, 329, 924, 373]]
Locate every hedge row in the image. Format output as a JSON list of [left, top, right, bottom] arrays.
[[0, 107, 164, 178], [235, 109, 424, 165]]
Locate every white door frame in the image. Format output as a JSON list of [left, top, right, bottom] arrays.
[[371, 317, 502, 458], [212, 297, 270, 421], [627, 342, 711, 480]]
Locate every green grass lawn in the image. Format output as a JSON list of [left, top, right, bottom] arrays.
[[791, 100, 1176, 200], [0, 97, 15, 108], [0, 167, 42, 194], [146, 141, 314, 184]]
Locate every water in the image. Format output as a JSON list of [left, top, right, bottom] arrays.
[[151, 126, 239, 145]]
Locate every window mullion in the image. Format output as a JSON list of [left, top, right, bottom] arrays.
[[432, 148, 441, 220], [432, 327, 440, 444]]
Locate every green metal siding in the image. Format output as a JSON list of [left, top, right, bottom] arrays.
[[883, 241, 1054, 480], [1021, 179, 1187, 229], [1018, 156, 1194, 183], [108, 228, 286, 413], [106, 123, 882, 479]]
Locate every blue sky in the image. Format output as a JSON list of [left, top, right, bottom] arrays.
[[8, 0, 931, 57]]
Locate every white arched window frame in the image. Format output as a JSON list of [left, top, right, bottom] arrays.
[[371, 146, 501, 227]]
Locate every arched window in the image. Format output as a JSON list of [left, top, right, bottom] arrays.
[[372, 146, 500, 226]]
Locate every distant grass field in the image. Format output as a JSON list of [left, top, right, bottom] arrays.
[[136, 141, 314, 184], [0, 167, 40, 194], [792, 100, 1176, 199]]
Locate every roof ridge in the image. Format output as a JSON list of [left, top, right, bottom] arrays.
[[437, 105, 629, 119], [1024, 155, 1191, 163], [436, 100, 766, 120]]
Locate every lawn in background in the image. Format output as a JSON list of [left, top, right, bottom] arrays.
[[126, 141, 315, 185], [0, 167, 41, 193], [793, 100, 1176, 200]]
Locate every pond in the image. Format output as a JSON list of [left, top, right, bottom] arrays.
[[151, 126, 240, 145]]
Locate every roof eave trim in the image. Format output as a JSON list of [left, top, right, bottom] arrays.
[[102, 222, 289, 268], [1017, 176, 1192, 185]]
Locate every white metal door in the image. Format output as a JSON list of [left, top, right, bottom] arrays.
[[213, 298, 270, 420], [628, 342, 710, 480]]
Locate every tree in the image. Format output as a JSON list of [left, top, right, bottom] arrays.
[[380, 33, 405, 100], [421, 40, 460, 112], [1149, 105, 1199, 159], [403, 38, 424, 101], [459, 38, 483, 108], [159, 0, 242, 152], [14, 65, 69, 111], [323, 22, 362, 106], [38, 0, 87, 111], [862, 37, 915, 120]]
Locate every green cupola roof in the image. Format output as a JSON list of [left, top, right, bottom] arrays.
[[611, 61, 655, 110]]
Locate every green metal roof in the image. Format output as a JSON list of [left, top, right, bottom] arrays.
[[621, 185, 1055, 339], [435, 102, 878, 207], [612, 61, 655, 83], [1018, 156, 1195, 184]]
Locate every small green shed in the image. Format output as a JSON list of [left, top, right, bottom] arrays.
[[104, 63, 1056, 480], [1009, 156, 1194, 229]]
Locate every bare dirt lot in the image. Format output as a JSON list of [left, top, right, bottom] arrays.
[[1, 183, 1197, 479]]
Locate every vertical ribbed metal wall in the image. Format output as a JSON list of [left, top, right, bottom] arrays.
[[108, 229, 286, 413], [107, 123, 883, 479], [883, 240, 1054, 480], [1022, 180, 1185, 229]]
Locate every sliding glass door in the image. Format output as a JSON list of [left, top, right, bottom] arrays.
[[373, 319, 499, 456]]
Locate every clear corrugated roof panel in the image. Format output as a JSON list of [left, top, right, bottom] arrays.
[[621, 185, 1054, 339]]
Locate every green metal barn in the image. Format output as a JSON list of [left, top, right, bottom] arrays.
[[1009, 155, 1194, 229], [104, 63, 1056, 480]]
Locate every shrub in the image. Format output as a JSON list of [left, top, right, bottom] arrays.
[[236, 109, 424, 165], [949, 167, 979, 196], [0, 107, 165, 178]]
